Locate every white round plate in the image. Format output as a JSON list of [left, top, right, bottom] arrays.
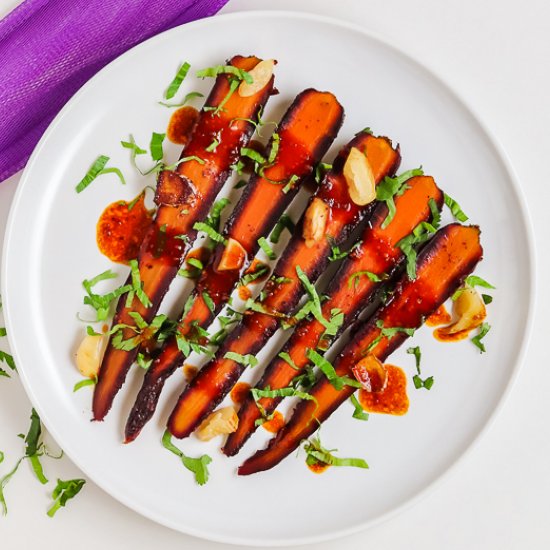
[[1, 11, 534, 547]]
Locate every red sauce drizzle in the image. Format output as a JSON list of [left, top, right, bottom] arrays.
[[238, 286, 252, 301], [230, 381, 251, 405], [167, 106, 200, 146], [426, 304, 452, 327], [433, 327, 472, 342], [307, 461, 330, 474], [358, 365, 409, 416], [262, 410, 284, 433], [96, 194, 154, 264]]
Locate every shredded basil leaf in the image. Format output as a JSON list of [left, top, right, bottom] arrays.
[[270, 214, 295, 244], [258, 237, 276, 260], [159, 91, 203, 108], [47, 478, 86, 517], [303, 436, 368, 470], [224, 351, 258, 368], [128, 259, 152, 308], [471, 322, 491, 353], [165, 61, 191, 100], [205, 138, 219, 153], [193, 222, 227, 245], [350, 394, 369, 421], [348, 270, 384, 289], [428, 198, 441, 229], [396, 221, 436, 280], [278, 351, 299, 370], [444, 193, 469, 222], [75, 155, 125, 193], [452, 275, 496, 300], [197, 65, 253, 83], [482, 294, 493, 305], [205, 198, 231, 232], [73, 377, 97, 392], [149, 132, 166, 162], [314, 162, 332, 184], [306, 349, 362, 390], [239, 263, 270, 286], [202, 291, 216, 314]]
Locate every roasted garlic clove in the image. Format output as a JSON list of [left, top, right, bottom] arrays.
[[439, 287, 486, 335], [196, 406, 239, 441], [352, 354, 387, 392], [238, 59, 275, 97], [303, 197, 330, 248], [343, 147, 376, 206], [76, 333, 106, 378]]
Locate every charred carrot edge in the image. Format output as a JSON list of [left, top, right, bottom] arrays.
[[223, 175, 444, 456], [93, 55, 275, 421], [238, 224, 483, 475], [124, 89, 344, 442], [167, 132, 401, 439]]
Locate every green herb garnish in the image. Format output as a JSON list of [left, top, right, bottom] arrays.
[[159, 91, 204, 108], [347, 270, 384, 289], [270, 214, 295, 244], [407, 346, 434, 390], [161, 430, 211, 485], [73, 377, 97, 392], [164, 61, 191, 100], [303, 436, 368, 470], [224, 351, 258, 368], [205, 138, 219, 153], [149, 132, 166, 162], [258, 237, 277, 260], [452, 275, 496, 300], [75, 155, 125, 193], [193, 221, 227, 245], [239, 263, 270, 286], [350, 394, 369, 421], [202, 291, 216, 314], [82, 270, 132, 322], [306, 349, 362, 391], [396, 221, 437, 280], [471, 322, 491, 353], [444, 193, 469, 222], [376, 168, 423, 228], [47, 478, 86, 517]]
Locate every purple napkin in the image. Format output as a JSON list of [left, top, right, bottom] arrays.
[[0, 0, 229, 183]]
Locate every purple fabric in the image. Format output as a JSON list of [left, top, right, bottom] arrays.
[[0, 0, 229, 182]]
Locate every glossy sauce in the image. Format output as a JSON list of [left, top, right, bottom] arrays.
[[96, 194, 154, 264], [426, 304, 451, 327], [433, 327, 471, 342], [262, 410, 284, 433], [230, 381, 251, 405], [167, 106, 200, 145], [183, 364, 198, 381], [238, 286, 252, 301], [307, 460, 330, 474], [358, 365, 409, 416]]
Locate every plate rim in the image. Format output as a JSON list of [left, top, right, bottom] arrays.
[[1, 9, 537, 547]]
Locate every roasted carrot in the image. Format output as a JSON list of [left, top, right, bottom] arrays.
[[167, 132, 401, 438], [223, 175, 443, 456], [124, 89, 344, 442], [93, 55, 275, 421], [238, 224, 483, 475]]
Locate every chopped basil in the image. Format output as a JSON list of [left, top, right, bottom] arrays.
[[314, 162, 332, 184], [328, 239, 362, 262], [376, 168, 423, 228], [241, 147, 267, 166], [164, 61, 191, 100], [444, 193, 469, 222], [136, 353, 153, 370], [224, 351, 258, 368], [306, 349, 362, 391], [159, 91, 204, 108], [362, 127, 373, 135], [396, 221, 437, 280], [202, 291, 216, 314], [205, 198, 231, 231], [303, 436, 368, 470], [204, 77, 240, 116], [471, 322, 491, 353], [270, 214, 295, 244], [75, 155, 125, 193], [81, 270, 131, 322], [407, 346, 434, 390], [239, 263, 270, 286], [234, 179, 248, 189], [187, 258, 203, 270], [0, 328, 6, 337], [149, 132, 166, 162], [250, 386, 317, 419], [161, 430, 211, 485], [193, 222, 227, 245], [350, 394, 369, 421], [205, 138, 219, 153], [196, 65, 253, 84], [452, 275, 496, 300], [347, 270, 384, 289], [482, 294, 493, 305], [128, 259, 152, 308], [47, 478, 86, 517], [278, 351, 299, 370], [73, 377, 97, 392], [428, 198, 441, 229], [366, 320, 416, 352], [258, 237, 277, 260]]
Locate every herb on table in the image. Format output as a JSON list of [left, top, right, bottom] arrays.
[[73, 376, 97, 392], [303, 436, 368, 470], [149, 132, 166, 162], [75, 155, 125, 193], [47, 478, 86, 517], [161, 431, 211, 485], [376, 168, 424, 228], [159, 91, 204, 109]]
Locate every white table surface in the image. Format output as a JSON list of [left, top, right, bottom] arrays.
[[1, 0, 548, 548]]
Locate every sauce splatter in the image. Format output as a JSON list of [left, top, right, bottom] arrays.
[[230, 381, 251, 405], [167, 106, 199, 145], [426, 304, 451, 327], [433, 327, 471, 342], [183, 364, 198, 381], [96, 193, 154, 264], [358, 365, 409, 416], [262, 410, 284, 433], [307, 460, 330, 474], [238, 285, 252, 301]]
